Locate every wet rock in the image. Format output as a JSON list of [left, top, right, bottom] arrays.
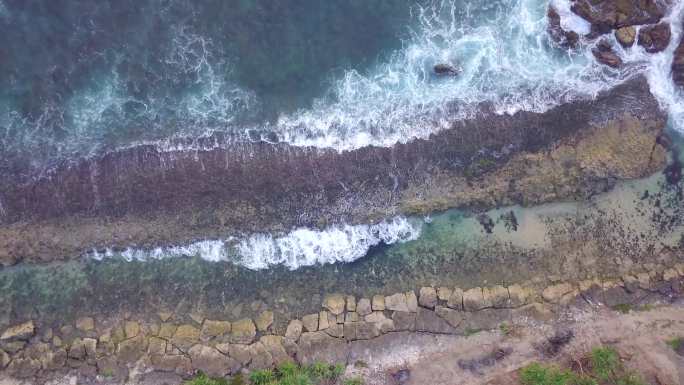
[[638, 22, 671, 53], [419, 287, 438, 309], [75, 317, 95, 332], [323, 294, 346, 315], [172, 324, 201, 349], [672, 34, 684, 87], [571, 0, 665, 33], [302, 314, 319, 332], [592, 39, 623, 68], [188, 344, 234, 377], [255, 311, 274, 332], [433, 63, 461, 76], [548, 6, 580, 48], [1, 320, 35, 341], [447, 288, 464, 310], [615, 26, 636, 47], [372, 295, 386, 311], [415, 308, 457, 334], [385, 293, 409, 312], [284, 320, 303, 342], [201, 320, 231, 341], [392, 312, 416, 332], [357, 298, 372, 316], [230, 319, 256, 344]]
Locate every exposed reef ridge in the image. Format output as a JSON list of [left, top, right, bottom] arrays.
[[0, 76, 669, 266]]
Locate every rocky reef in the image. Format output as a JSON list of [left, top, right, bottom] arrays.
[[0, 76, 668, 266]]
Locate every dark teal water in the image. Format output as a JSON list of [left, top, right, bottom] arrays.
[[0, 0, 417, 168]]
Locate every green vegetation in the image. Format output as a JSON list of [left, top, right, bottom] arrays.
[[667, 337, 683, 351], [464, 327, 482, 337], [610, 303, 654, 314], [186, 362, 359, 385], [499, 323, 513, 336], [519, 347, 645, 385]]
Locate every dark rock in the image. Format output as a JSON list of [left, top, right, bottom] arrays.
[[548, 6, 580, 48], [592, 39, 623, 67], [542, 330, 574, 356], [297, 332, 348, 366], [571, 0, 665, 33], [638, 22, 671, 53], [673, 35, 684, 87], [433, 63, 460, 76], [392, 369, 411, 384], [391, 312, 416, 332], [415, 309, 457, 334], [457, 347, 513, 375]]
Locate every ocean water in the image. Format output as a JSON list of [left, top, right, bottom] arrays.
[[3, 0, 684, 269]]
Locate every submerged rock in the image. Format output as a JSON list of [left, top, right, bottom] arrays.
[[638, 22, 671, 53], [592, 39, 623, 68], [433, 63, 461, 76]]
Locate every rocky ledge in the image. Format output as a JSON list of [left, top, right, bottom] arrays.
[[0, 263, 682, 383], [0, 75, 668, 266]]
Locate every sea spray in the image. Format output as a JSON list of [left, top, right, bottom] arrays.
[[88, 216, 421, 270]]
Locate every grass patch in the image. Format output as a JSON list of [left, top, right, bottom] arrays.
[[465, 327, 482, 337], [520, 346, 646, 385], [187, 362, 357, 385], [611, 304, 655, 314], [667, 337, 683, 351]]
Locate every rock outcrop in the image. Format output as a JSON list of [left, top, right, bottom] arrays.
[[547, 6, 580, 48], [570, 0, 666, 35], [592, 39, 623, 67], [637, 22, 671, 53], [0, 76, 668, 266], [673, 29, 684, 87]]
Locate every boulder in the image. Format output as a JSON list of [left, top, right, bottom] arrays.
[[463, 287, 487, 311], [345, 312, 359, 323], [148, 336, 167, 355], [357, 298, 372, 316], [406, 291, 418, 313], [150, 354, 192, 375], [188, 344, 234, 377], [302, 314, 319, 332], [419, 287, 438, 309], [1, 321, 35, 341], [571, 0, 665, 33], [385, 293, 410, 312], [75, 317, 95, 332], [201, 320, 231, 340], [284, 320, 303, 342], [248, 342, 274, 370], [507, 285, 532, 307], [324, 324, 344, 338], [437, 287, 453, 302], [217, 343, 251, 366], [542, 283, 575, 304], [255, 311, 274, 332], [615, 26, 636, 47], [6, 357, 41, 378], [172, 324, 201, 349], [348, 322, 381, 340], [158, 323, 177, 339], [371, 295, 385, 311], [638, 22, 671, 53], [447, 288, 464, 310], [117, 335, 145, 362], [547, 6, 580, 48], [318, 311, 330, 331], [230, 319, 256, 344], [483, 285, 510, 308], [323, 294, 346, 315], [592, 39, 623, 68], [68, 337, 87, 360], [0, 349, 9, 368], [259, 335, 290, 365], [346, 296, 356, 312]]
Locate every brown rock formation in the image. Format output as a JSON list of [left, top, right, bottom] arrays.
[[547, 6, 580, 48], [638, 22, 672, 53], [592, 39, 623, 67], [571, 0, 666, 35]]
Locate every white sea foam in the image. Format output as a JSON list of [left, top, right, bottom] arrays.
[[272, 0, 621, 151], [88, 216, 421, 270]]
